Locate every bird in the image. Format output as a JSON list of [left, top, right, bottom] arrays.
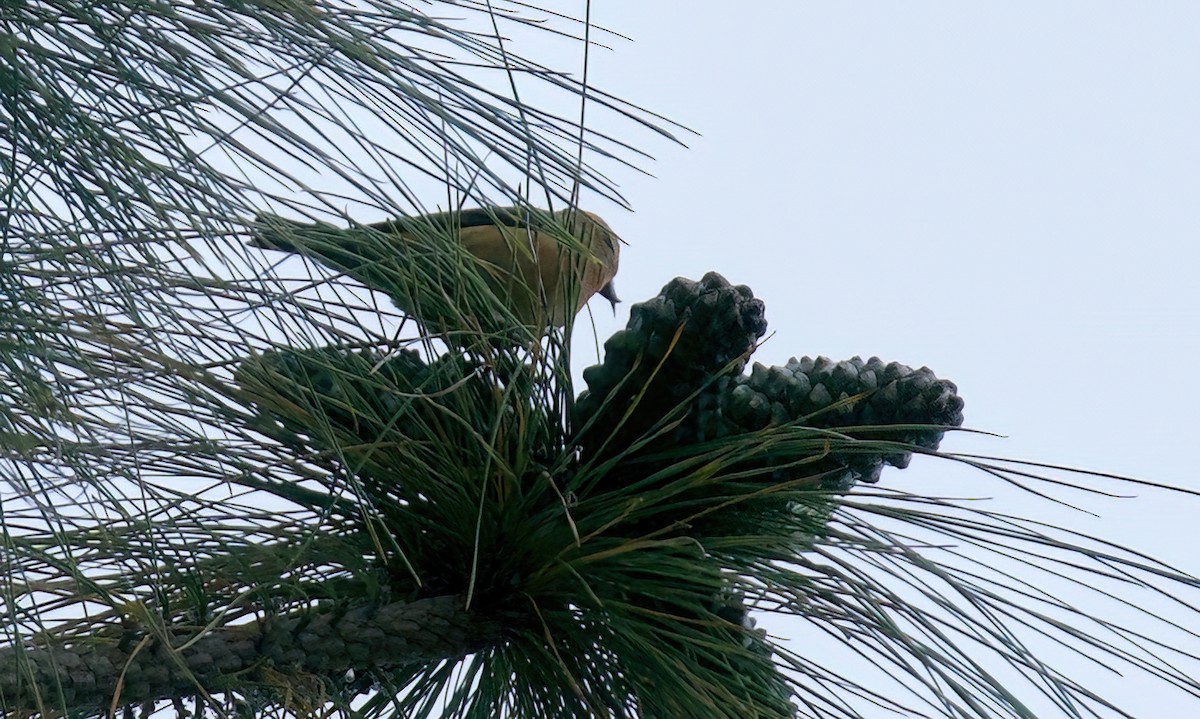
[[249, 205, 621, 338]]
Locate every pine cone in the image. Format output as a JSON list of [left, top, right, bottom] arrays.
[[574, 271, 767, 456], [724, 356, 965, 488], [575, 274, 964, 494]]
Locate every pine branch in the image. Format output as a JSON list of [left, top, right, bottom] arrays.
[[2, 595, 501, 713]]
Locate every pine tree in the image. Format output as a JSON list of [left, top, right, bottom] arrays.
[[2, 3, 1198, 717]]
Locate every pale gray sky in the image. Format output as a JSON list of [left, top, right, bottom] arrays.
[[562, 3, 1200, 715]]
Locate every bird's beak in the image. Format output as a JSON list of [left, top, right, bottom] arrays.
[[598, 281, 620, 313]]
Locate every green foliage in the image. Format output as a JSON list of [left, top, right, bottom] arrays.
[[232, 333, 818, 717]]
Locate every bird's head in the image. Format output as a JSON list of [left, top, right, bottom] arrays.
[[563, 209, 622, 314]]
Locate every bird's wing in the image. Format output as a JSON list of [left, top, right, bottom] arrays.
[[366, 205, 531, 236]]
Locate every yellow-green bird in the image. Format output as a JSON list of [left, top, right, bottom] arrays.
[[250, 206, 621, 336]]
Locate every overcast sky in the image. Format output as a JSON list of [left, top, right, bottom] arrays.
[[554, 3, 1200, 714]]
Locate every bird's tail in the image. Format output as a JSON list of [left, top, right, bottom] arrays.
[[248, 213, 318, 253]]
